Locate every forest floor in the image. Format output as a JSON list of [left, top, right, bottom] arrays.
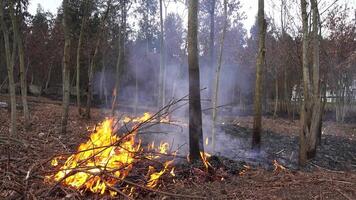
[[0, 96, 355, 200]]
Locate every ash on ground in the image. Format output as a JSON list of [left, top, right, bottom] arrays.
[[213, 123, 356, 171]]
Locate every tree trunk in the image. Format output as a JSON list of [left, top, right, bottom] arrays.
[[252, 0, 266, 150], [284, 65, 291, 116], [211, 0, 227, 152], [61, 0, 72, 134], [99, 56, 107, 105], [9, 3, 30, 129], [111, 1, 126, 116], [85, 1, 111, 118], [0, 0, 17, 135], [188, 0, 204, 162], [273, 75, 279, 118], [85, 39, 99, 119], [77, 0, 90, 116], [299, 0, 322, 166], [208, 0, 216, 96], [158, 0, 166, 109], [307, 0, 322, 156], [45, 64, 52, 90], [134, 63, 138, 115]]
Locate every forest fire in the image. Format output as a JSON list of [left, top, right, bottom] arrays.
[[45, 113, 178, 197]]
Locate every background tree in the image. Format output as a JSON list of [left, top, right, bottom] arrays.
[[158, 0, 165, 109], [0, 0, 17, 135], [61, 0, 72, 133], [111, 0, 127, 115], [211, 0, 227, 151], [76, 0, 91, 115], [9, 0, 30, 129], [85, 0, 112, 118]]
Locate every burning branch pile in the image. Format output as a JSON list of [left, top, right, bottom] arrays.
[[45, 112, 180, 198]]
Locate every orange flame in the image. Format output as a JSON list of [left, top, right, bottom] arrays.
[[45, 113, 176, 196], [200, 151, 212, 170]]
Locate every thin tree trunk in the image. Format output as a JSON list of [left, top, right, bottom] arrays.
[[99, 55, 106, 103], [134, 64, 138, 115], [0, 0, 17, 135], [158, 0, 166, 109], [45, 64, 52, 90], [211, 0, 227, 152], [111, 1, 126, 116], [252, 0, 267, 150], [61, 0, 72, 134], [188, 0, 204, 162], [76, 0, 90, 116], [111, 30, 122, 116], [85, 0, 111, 118], [208, 0, 216, 96], [9, 3, 30, 129], [273, 75, 279, 118], [86, 39, 99, 118]]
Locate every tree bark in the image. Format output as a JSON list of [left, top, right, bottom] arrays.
[[61, 0, 72, 134], [299, 0, 310, 166], [45, 64, 52, 90], [99, 55, 107, 105], [76, 0, 90, 116], [9, 2, 30, 129], [212, 0, 227, 152], [208, 0, 216, 96], [0, 0, 17, 135], [252, 0, 266, 150], [158, 0, 166, 109], [111, 1, 126, 116], [299, 0, 322, 166], [273, 75, 279, 118], [188, 0, 204, 162]]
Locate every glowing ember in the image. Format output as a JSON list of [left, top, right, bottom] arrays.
[[239, 165, 251, 176], [273, 160, 286, 171], [45, 113, 175, 197], [200, 151, 212, 170]]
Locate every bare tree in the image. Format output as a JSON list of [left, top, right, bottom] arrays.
[[299, 0, 322, 165], [112, 0, 127, 116], [76, 0, 90, 116], [158, 0, 166, 109], [0, 0, 17, 135], [208, 0, 216, 95], [9, 1, 30, 129], [85, 0, 112, 118], [188, 0, 204, 162], [61, 0, 72, 134], [212, 0, 228, 152], [252, 0, 267, 150]]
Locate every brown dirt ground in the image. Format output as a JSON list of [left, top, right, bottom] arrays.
[[0, 96, 355, 200]]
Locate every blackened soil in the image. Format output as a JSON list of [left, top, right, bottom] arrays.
[[216, 124, 356, 171]]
